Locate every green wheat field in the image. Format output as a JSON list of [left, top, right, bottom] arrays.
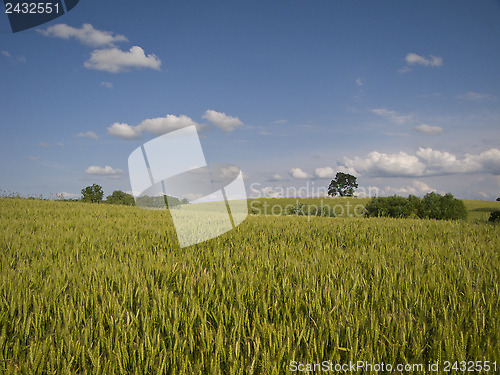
[[1, 197, 499, 374]]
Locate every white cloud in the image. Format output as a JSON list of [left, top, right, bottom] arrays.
[[107, 122, 142, 140], [56, 142, 64, 147], [405, 53, 443, 67], [76, 131, 99, 140], [381, 180, 437, 196], [260, 187, 283, 198], [37, 23, 128, 47], [457, 92, 494, 101], [39, 142, 49, 147], [28, 156, 40, 161], [107, 114, 201, 140], [202, 110, 243, 133], [139, 115, 199, 135], [85, 165, 124, 176], [371, 108, 412, 124], [341, 148, 500, 177], [84, 46, 161, 73], [289, 168, 312, 179], [56, 192, 80, 199], [314, 167, 336, 179], [101, 81, 113, 89], [342, 151, 425, 177], [398, 66, 411, 74], [268, 174, 284, 181], [2, 50, 26, 63], [413, 124, 443, 135], [355, 78, 363, 87], [273, 119, 287, 124]]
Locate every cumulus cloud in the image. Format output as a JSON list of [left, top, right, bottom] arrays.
[[371, 108, 412, 124], [289, 168, 312, 179], [107, 114, 201, 140], [107, 123, 142, 140], [37, 23, 128, 47], [202, 110, 243, 133], [76, 131, 99, 140], [84, 46, 161, 73], [39, 142, 49, 147], [413, 124, 443, 135], [1, 50, 11, 58], [85, 165, 124, 176], [314, 167, 336, 179], [342, 151, 425, 177], [355, 78, 363, 87], [380, 180, 437, 196], [340, 148, 500, 177], [139, 114, 199, 135], [405, 53, 443, 67]]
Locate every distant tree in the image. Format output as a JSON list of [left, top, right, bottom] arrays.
[[106, 190, 135, 206], [417, 192, 467, 221], [135, 195, 187, 209], [328, 172, 358, 197], [497, 198, 500, 202], [81, 184, 104, 203]]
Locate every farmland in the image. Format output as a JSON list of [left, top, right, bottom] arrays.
[[1, 197, 499, 374]]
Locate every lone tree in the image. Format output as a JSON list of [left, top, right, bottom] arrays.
[[81, 184, 104, 203], [328, 172, 358, 197]]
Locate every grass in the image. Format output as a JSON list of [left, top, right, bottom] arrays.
[[1, 197, 499, 374]]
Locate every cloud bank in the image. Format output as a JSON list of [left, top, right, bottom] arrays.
[[108, 114, 201, 140], [340, 148, 500, 177]]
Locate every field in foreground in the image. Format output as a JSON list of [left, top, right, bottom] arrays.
[[1, 198, 499, 374]]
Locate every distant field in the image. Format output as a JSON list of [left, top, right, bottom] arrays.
[[248, 197, 500, 222], [248, 197, 369, 217], [1, 198, 499, 374], [462, 199, 500, 222]]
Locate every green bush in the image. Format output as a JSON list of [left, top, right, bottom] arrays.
[[364, 195, 420, 218], [365, 193, 467, 221], [418, 192, 467, 221], [489, 211, 500, 223]]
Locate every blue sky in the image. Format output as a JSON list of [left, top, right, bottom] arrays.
[[1, 0, 499, 200]]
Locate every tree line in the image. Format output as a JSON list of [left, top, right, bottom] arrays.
[[80, 184, 187, 208]]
